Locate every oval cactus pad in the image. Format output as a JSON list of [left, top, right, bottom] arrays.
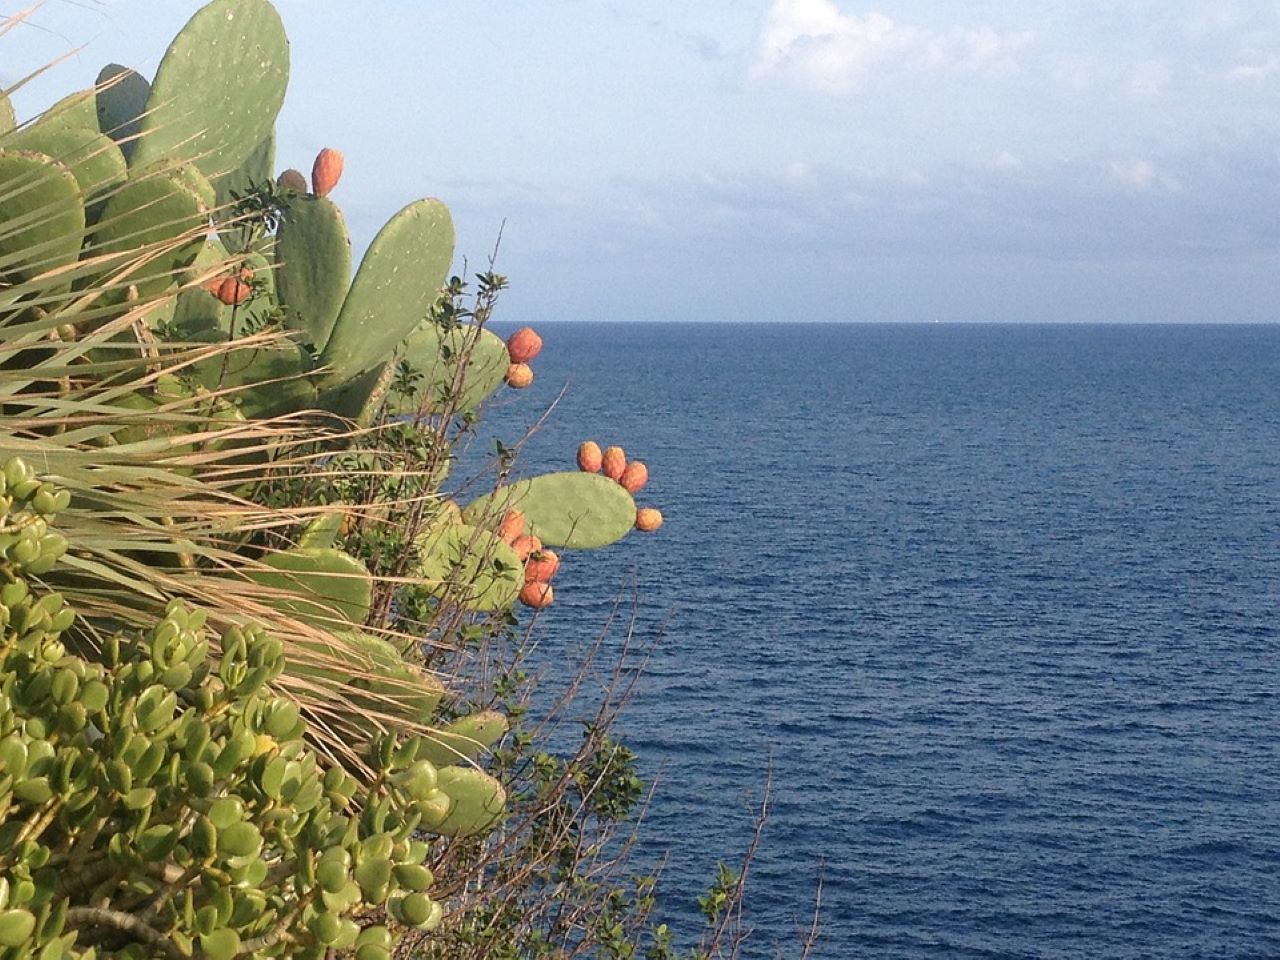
[[132, 0, 289, 179], [463, 472, 637, 550], [414, 522, 522, 612]]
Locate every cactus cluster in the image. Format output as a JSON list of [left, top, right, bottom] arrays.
[[0, 459, 516, 960]]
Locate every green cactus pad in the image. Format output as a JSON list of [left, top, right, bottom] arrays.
[[132, 0, 289, 179], [215, 132, 275, 253], [414, 522, 522, 612], [296, 632, 445, 729], [297, 511, 345, 549], [417, 711, 508, 768], [94, 64, 150, 161], [87, 170, 208, 295], [463, 472, 637, 550], [3, 124, 127, 202], [429, 767, 505, 838], [317, 199, 454, 385], [246, 547, 371, 627], [0, 89, 13, 135], [0, 150, 84, 284], [275, 195, 352, 350], [186, 331, 316, 418], [315, 361, 393, 426], [392, 323, 509, 416], [39, 89, 99, 131]]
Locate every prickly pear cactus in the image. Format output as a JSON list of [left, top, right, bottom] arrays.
[[1, 124, 126, 202], [274, 195, 352, 349], [131, 0, 289, 179], [0, 151, 84, 284], [317, 199, 455, 386], [0, 89, 13, 135], [463, 472, 638, 550], [415, 522, 523, 612], [0, 458, 502, 960], [94, 64, 150, 161]]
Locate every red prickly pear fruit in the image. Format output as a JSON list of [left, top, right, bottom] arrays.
[[525, 549, 560, 584], [577, 441, 603, 473], [311, 148, 344, 198], [635, 508, 663, 533], [511, 534, 542, 562], [202, 277, 223, 296], [506, 327, 543, 364], [498, 510, 525, 544], [215, 276, 251, 306], [505, 363, 534, 389], [601, 446, 626, 481], [619, 461, 648, 494], [277, 168, 307, 193], [519, 581, 554, 609]]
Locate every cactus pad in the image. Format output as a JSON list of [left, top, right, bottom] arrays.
[[317, 198, 454, 385], [246, 547, 371, 626], [463, 472, 637, 549], [414, 522, 522, 611], [393, 323, 509, 416], [0, 150, 84, 284], [215, 131, 275, 253], [87, 170, 208, 295], [418, 711, 508, 768], [132, 0, 289, 179], [38, 89, 99, 130], [275, 195, 352, 350], [94, 64, 150, 160], [427, 767, 506, 838], [3, 123, 127, 202]]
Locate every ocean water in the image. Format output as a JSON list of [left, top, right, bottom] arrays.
[[476, 323, 1280, 959]]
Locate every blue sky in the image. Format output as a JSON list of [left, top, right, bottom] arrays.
[[7, 0, 1280, 322]]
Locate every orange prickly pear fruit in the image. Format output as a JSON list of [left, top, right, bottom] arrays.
[[511, 534, 542, 562], [311, 148, 344, 197], [498, 510, 525, 544], [635, 508, 663, 532], [619, 461, 648, 494], [215, 276, 252, 306], [519, 581, 554, 609], [601, 446, 626, 481], [277, 168, 308, 192], [505, 362, 534, 388], [506, 327, 543, 364], [577, 441, 603, 473], [525, 549, 560, 584]]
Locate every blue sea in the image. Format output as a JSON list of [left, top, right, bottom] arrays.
[[478, 323, 1280, 960]]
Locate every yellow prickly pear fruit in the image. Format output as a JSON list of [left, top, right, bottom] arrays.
[[619, 460, 648, 494], [601, 446, 626, 481], [635, 508, 663, 532], [506, 327, 542, 363], [577, 441, 602, 473], [505, 363, 534, 388], [311, 148, 344, 197], [518, 581, 554, 609], [277, 168, 308, 192]]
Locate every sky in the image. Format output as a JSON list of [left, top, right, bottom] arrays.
[[6, 0, 1280, 323]]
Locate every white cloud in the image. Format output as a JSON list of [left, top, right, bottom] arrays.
[[753, 0, 1033, 93], [1227, 58, 1280, 81]]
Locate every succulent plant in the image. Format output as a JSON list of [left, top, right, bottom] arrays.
[[0, 457, 508, 960]]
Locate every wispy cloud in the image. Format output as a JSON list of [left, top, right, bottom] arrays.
[[752, 0, 1033, 93]]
